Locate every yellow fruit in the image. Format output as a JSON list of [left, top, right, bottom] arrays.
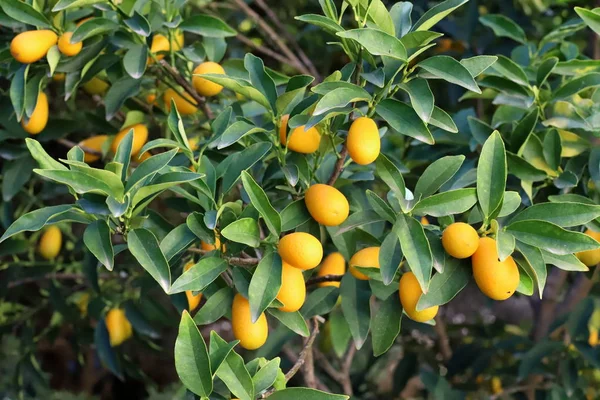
[[11, 30, 58, 64], [52, 73, 66, 82], [192, 62, 225, 97], [105, 308, 133, 347], [76, 17, 92, 27], [421, 216, 429, 225], [399, 271, 439, 322], [38, 225, 62, 260], [491, 377, 502, 395], [164, 88, 198, 115], [111, 123, 148, 156], [184, 261, 202, 311], [280, 118, 321, 154], [278, 232, 323, 270], [150, 34, 170, 59], [472, 237, 520, 301], [276, 261, 306, 312], [317, 252, 346, 288], [76, 293, 90, 316], [200, 235, 224, 252], [231, 294, 268, 350], [146, 93, 157, 104], [349, 247, 380, 280], [172, 31, 184, 51], [58, 32, 82, 56], [347, 117, 380, 165], [22, 92, 49, 135], [304, 184, 349, 226], [576, 229, 600, 267], [442, 222, 479, 259], [82, 77, 109, 96], [188, 137, 200, 151], [590, 327, 599, 347], [78, 135, 108, 163]]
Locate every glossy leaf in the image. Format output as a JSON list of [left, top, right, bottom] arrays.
[[128, 229, 171, 292], [395, 214, 432, 293], [170, 257, 228, 293], [249, 252, 282, 323], [507, 220, 600, 255], [340, 274, 371, 349], [412, 188, 477, 217], [376, 98, 433, 144], [337, 28, 407, 60], [241, 171, 281, 236], [480, 14, 527, 44], [174, 311, 213, 396], [83, 220, 114, 271], [414, 155, 465, 199], [416, 257, 470, 310], [477, 131, 507, 220], [418, 56, 481, 93], [371, 294, 402, 356]]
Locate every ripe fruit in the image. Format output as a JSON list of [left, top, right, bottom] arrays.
[[11, 30, 58, 64], [399, 271, 439, 322], [58, 32, 82, 56], [146, 93, 157, 105], [276, 261, 306, 312], [347, 117, 380, 165], [442, 222, 479, 259], [231, 294, 268, 350], [76, 293, 90, 316], [590, 327, 599, 347], [22, 92, 49, 135], [200, 235, 224, 252], [184, 261, 202, 311], [38, 225, 62, 260], [349, 247, 380, 280], [279, 116, 321, 154], [82, 77, 109, 95], [78, 135, 108, 163], [164, 88, 198, 115], [576, 229, 600, 266], [316, 252, 346, 288], [472, 237, 520, 301], [421, 216, 429, 225], [192, 62, 226, 97], [305, 184, 349, 226], [105, 308, 133, 347], [278, 232, 323, 270], [491, 377, 502, 395], [52, 73, 66, 82], [172, 31, 184, 51], [111, 124, 148, 156], [150, 34, 169, 59]]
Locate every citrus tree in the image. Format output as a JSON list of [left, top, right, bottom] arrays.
[[2, 0, 600, 398]]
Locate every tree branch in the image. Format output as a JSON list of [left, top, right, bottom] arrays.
[[56, 138, 102, 156], [327, 146, 348, 185], [434, 315, 452, 361], [187, 248, 260, 267], [235, 34, 298, 68], [306, 274, 343, 286], [532, 268, 568, 341], [158, 60, 214, 119]]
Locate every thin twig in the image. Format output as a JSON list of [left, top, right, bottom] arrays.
[[327, 146, 348, 185], [306, 274, 344, 286], [187, 248, 260, 267], [56, 138, 102, 156], [340, 345, 356, 395], [235, 34, 298, 67], [158, 60, 214, 119], [434, 315, 452, 361]]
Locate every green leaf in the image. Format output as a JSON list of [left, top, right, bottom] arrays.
[[10, 65, 27, 122], [516, 242, 547, 297], [395, 214, 432, 292], [518, 341, 564, 379], [104, 76, 142, 121], [511, 202, 600, 227], [417, 257, 470, 310], [241, 171, 281, 236], [160, 223, 197, 263], [72, 18, 119, 42], [245, 53, 277, 111], [281, 200, 312, 231], [337, 28, 407, 60], [220, 142, 272, 194], [552, 73, 600, 100], [460, 55, 498, 77], [301, 287, 339, 318], [399, 79, 434, 123], [412, 0, 468, 31], [83, 220, 113, 271], [195, 74, 270, 109], [218, 120, 267, 150], [113, 129, 133, 181], [412, 188, 477, 217], [418, 56, 481, 93], [209, 331, 238, 377], [268, 309, 310, 337], [0, 0, 52, 28], [337, 210, 385, 235], [379, 229, 403, 285], [221, 218, 260, 247], [376, 98, 433, 144], [194, 287, 234, 325], [267, 388, 348, 400], [511, 109, 539, 153], [128, 229, 171, 292], [541, 251, 588, 272], [376, 154, 406, 199], [180, 14, 236, 37], [52, 0, 105, 11], [2, 156, 34, 202], [94, 319, 123, 379], [366, 190, 396, 223], [123, 44, 147, 79], [295, 14, 344, 35], [0, 205, 73, 242], [174, 311, 213, 396], [340, 274, 371, 349], [253, 358, 281, 394], [34, 168, 124, 200], [125, 149, 177, 192], [313, 86, 371, 116], [415, 155, 465, 199], [491, 55, 529, 86], [477, 131, 507, 220], [507, 220, 600, 255], [575, 7, 600, 36], [367, 0, 395, 35], [537, 57, 558, 87], [214, 345, 254, 400], [496, 228, 516, 262], [429, 107, 458, 133], [390, 1, 413, 37], [249, 252, 282, 323], [170, 257, 228, 293], [480, 14, 527, 44], [25, 139, 67, 171], [371, 294, 402, 356]]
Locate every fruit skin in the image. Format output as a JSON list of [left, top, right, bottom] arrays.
[[111, 123, 148, 156], [82, 77, 109, 95], [280, 118, 321, 154], [52, 73, 66, 82], [399, 271, 439, 322], [421, 216, 429, 225], [472, 237, 520, 301], [22, 92, 49, 134], [150, 34, 169, 59], [576, 229, 600, 266], [105, 308, 133, 347], [231, 294, 268, 350], [349, 247, 380, 280], [317, 252, 346, 288], [347, 117, 380, 165], [58, 32, 82, 56], [590, 327, 599, 347], [38, 225, 62, 260], [192, 62, 225, 97], [78, 135, 108, 163], [184, 261, 202, 311], [11, 30, 58, 64], [146, 93, 157, 105], [305, 184, 349, 226], [491, 377, 502, 395], [276, 261, 306, 312], [278, 232, 323, 270], [164, 88, 198, 115], [442, 222, 479, 259], [200, 235, 224, 252]]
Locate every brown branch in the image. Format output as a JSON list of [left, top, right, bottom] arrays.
[[327, 146, 348, 185], [340, 345, 356, 395], [313, 349, 345, 381], [56, 138, 102, 156], [306, 274, 343, 286], [187, 248, 260, 267], [235, 34, 298, 68], [434, 315, 452, 361]]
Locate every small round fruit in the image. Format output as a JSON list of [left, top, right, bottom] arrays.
[[399, 271, 439, 322], [442, 222, 479, 259], [491, 377, 503, 395], [472, 237, 519, 301], [38, 225, 62, 260], [52, 73, 66, 82], [280, 122, 321, 154], [82, 77, 109, 96], [111, 123, 148, 156], [22, 92, 49, 135], [164, 88, 198, 115], [316, 252, 346, 288], [192, 62, 226, 97], [276, 261, 306, 312], [105, 308, 133, 347], [421, 216, 429, 225], [150, 34, 170, 59], [576, 229, 600, 267], [200, 235, 224, 252], [347, 117, 380, 165], [590, 327, 599, 347], [231, 294, 268, 350], [184, 261, 202, 311], [146, 93, 157, 105], [58, 32, 82, 56], [78, 135, 108, 163], [278, 232, 323, 270], [305, 184, 349, 226], [11, 30, 58, 64], [349, 247, 380, 280]]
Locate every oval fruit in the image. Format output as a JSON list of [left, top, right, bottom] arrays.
[[200, 235, 224, 252], [53, 73, 66, 82], [278, 232, 323, 270], [58, 32, 82, 56], [192, 62, 225, 97], [11, 30, 58, 64], [576, 229, 600, 266], [150, 34, 170, 60], [472, 237, 519, 301], [184, 261, 202, 311], [22, 92, 49, 135], [105, 308, 133, 347], [78, 135, 108, 163], [316, 252, 346, 288], [231, 294, 268, 350], [38, 225, 62, 260], [491, 377, 502, 395], [349, 247, 380, 280], [82, 77, 110, 96], [111, 123, 148, 156], [305, 184, 349, 226], [590, 327, 599, 347], [399, 271, 439, 322], [347, 117, 380, 165], [276, 261, 306, 312], [442, 222, 479, 259], [164, 88, 198, 115], [280, 121, 321, 154]]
